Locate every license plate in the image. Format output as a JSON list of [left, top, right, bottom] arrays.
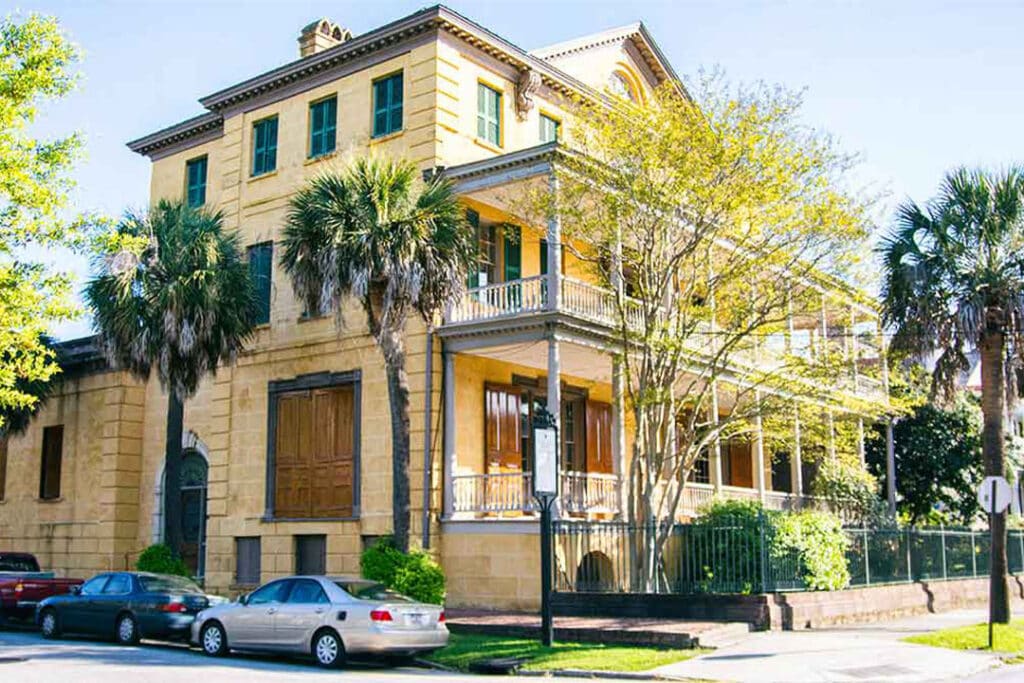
[[405, 612, 428, 626]]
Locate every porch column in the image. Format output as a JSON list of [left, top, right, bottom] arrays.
[[791, 406, 804, 496], [710, 381, 723, 492], [547, 173, 561, 312], [547, 332, 562, 517], [885, 418, 897, 515], [754, 393, 767, 504], [442, 348, 456, 519], [612, 357, 626, 516], [828, 409, 837, 460]]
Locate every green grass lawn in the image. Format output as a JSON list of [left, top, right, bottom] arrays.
[[904, 619, 1024, 656], [425, 632, 706, 673]]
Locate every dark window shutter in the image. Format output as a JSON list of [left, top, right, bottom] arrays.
[[39, 425, 63, 500], [248, 243, 273, 325], [466, 209, 481, 288], [295, 535, 326, 575], [235, 537, 261, 585], [540, 239, 548, 276], [503, 225, 521, 282]]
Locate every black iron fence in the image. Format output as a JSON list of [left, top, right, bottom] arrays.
[[554, 518, 1024, 594]]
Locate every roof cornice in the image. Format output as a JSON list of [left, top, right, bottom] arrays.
[[126, 111, 223, 157]]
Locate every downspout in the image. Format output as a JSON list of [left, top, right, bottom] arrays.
[[421, 330, 434, 550]]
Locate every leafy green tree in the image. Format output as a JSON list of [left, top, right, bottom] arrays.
[[879, 167, 1024, 622], [86, 201, 256, 558], [866, 394, 983, 526], [281, 157, 473, 553], [0, 14, 97, 429]]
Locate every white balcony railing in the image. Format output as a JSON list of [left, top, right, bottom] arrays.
[[447, 275, 548, 323], [679, 482, 836, 517], [450, 470, 621, 516]]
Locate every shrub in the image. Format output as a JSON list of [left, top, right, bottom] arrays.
[[360, 537, 446, 605], [812, 457, 885, 524], [136, 543, 190, 577], [772, 510, 850, 591]]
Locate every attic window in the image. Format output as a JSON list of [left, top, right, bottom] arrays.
[[609, 72, 638, 103]]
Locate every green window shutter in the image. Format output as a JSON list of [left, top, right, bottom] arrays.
[[503, 225, 521, 282], [540, 238, 548, 276], [540, 115, 559, 143], [248, 243, 273, 325], [477, 84, 501, 145], [466, 209, 480, 289], [253, 117, 278, 176], [373, 73, 403, 138], [186, 156, 207, 208], [310, 97, 337, 158]]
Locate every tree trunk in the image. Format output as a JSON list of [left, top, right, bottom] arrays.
[[980, 329, 1010, 623], [384, 339, 412, 554], [163, 393, 185, 559]]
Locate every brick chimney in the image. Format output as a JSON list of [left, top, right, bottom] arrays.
[[298, 19, 351, 58]]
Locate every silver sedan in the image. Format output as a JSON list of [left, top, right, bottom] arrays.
[[191, 576, 448, 668]]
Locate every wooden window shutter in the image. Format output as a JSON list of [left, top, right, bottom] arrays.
[[39, 425, 63, 500], [585, 401, 613, 474], [503, 225, 521, 282], [484, 384, 521, 472]]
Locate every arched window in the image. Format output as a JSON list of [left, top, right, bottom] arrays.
[[609, 71, 638, 103]]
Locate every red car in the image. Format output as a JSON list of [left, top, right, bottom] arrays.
[[0, 553, 83, 624]]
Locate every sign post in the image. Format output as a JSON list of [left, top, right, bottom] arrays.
[[532, 405, 559, 647], [977, 475, 1012, 650]]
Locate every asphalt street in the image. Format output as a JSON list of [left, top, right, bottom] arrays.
[[0, 629, 617, 683]]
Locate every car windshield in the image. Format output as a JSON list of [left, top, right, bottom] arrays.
[[333, 580, 414, 603], [0, 556, 39, 572], [139, 575, 202, 593]]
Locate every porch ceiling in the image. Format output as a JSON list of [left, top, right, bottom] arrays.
[[461, 338, 614, 385]]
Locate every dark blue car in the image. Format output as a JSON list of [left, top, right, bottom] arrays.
[[36, 572, 220, 644]]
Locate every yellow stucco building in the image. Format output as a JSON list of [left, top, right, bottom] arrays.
[[0, 6, 887, 610]]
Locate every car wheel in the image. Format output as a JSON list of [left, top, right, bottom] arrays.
[[115, 614, 139, 645], [39, 609, 60, 639], [312, 629, 345, 669], [200, 622, 228, 657]]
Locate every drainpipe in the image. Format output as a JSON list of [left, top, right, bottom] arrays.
[[421, 330, 435, 550]]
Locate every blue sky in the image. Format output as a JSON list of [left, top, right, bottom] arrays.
[[13, 0, 1023, 339]]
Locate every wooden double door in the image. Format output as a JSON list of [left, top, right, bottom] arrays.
[[484, 383, 613, 477]]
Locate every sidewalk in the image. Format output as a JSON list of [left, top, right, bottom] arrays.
[[654, 609, 1004, 682]]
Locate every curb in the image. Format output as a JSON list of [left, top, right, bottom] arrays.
[[517, 669, 695, 681]]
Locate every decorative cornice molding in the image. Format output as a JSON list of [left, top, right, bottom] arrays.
[[126, 112, 223, 158]]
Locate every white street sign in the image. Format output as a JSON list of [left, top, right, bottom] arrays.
[[977, 476, 1012, 514], [533, 427, 558, 497]]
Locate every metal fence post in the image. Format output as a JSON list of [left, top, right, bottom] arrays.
[[863, 529, 871, 586], [940, 526, 948, 580], [758, 511, 768, 593], [971, 529, 978, 577]]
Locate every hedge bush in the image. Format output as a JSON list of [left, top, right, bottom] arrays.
[[136, 543, 191, 577], [772, 509, 850, 590], [360, 537, 446, 604]]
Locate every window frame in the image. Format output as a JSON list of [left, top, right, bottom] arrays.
[[539, 113, 560, 143], [477, 81, 503, 147], [251, 116, 279, 177], [185, 155, 208, 208], [263, 370, 362, 522], [308, 95, 338, 159], [39, 425, 63, 501], [371, 72, 404, 138]]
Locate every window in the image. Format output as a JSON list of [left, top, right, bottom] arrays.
[[0, 437, 7, 502], [252, 116, 278, 176], [372, 73, 403, 138], [102, 574, 132, 595], [271, 375, 359, 519], [689, 449, 711, 484], [609, 71, 638, 103], [79, 575, 109, 596], [539, 114, 560, 143], [288, 578, 328, 603], [185, 156, 208, 208], [503, 225, 521, 282], [477, 83, 502, 146], [235, 537, 261, 585], [248, 242, 272, 325], [39, 425, 63, 500], [309, 96, 337, 158], [295, 535, 326, 575], [248, 579, 291, 605]]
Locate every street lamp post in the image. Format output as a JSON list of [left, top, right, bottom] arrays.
[[531, 404, 559, 647]]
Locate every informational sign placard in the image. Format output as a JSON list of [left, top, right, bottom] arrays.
[[533, 427, 558, 497], [977, 476, 1012, 514]]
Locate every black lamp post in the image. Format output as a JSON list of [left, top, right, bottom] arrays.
[[531, 404, 558, 647]]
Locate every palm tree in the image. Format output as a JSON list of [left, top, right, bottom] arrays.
[[879, 167, 1024, 623], [281, 157, 473, 553], [86, 200, 256, 559]]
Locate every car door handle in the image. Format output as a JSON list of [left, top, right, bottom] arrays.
[[266, 608, 277, 614], [314, 608, 326, 614]]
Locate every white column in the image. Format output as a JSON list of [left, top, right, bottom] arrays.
[[547, 173, 562, 312], [886, 418, 897, 515], [547, 333, 562, 517], [710, 381, 723, 492], [442, 349, 457, 519], [791, 406, 804, 496], [612, 356, 626, 516], [754, 393, 767, 503], [828, 409, 837, 461]]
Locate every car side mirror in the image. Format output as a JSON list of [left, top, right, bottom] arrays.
[[238, 593, 249, 605], [69, 585, 81, 596]]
